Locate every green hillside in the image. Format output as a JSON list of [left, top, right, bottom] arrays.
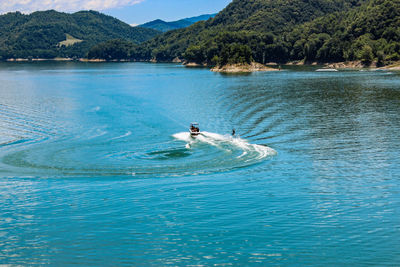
[[208, 0, 361, 33], [0, 10, 160, 59], [286, 0, 400, 63], [126, 0, 368, 64], [85, 0, 400, 67]]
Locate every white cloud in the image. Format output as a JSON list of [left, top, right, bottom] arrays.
[[0, 0, 145, 13]]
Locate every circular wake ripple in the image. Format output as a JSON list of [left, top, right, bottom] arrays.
[[1, 132, 276, 178]]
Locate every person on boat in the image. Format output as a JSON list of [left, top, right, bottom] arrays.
[[190, 124, 200, 133]]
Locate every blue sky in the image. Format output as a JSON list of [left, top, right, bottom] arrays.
[[105, 0, 232, 25], [0, 0, 232, 25]]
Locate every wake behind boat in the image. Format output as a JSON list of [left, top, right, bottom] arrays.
[[173, 130, 277, 159]]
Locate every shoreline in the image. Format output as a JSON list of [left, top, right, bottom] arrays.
[[5, 58, 134, 62], [211, 62, 279, 73], [3, 58, 400, 71], [382, 63, 400, 70]]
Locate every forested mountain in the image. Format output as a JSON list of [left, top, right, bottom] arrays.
[[103, 0, 397, 66], [139, 14, 216, 32], [208, 0, 362, 34], [139, 19, 192, 32], [184, 14, 217, 23], [122, 0, 371, 64], [0, 10, 160, 59], [286, 0, 400, 63]]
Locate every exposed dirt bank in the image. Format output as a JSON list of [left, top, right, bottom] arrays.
[[211, 63, 279, 73]]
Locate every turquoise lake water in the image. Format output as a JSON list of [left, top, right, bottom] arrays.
[[0, 62, 399, 265]]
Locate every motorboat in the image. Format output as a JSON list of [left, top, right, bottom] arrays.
[[189, 123, 200, 137]]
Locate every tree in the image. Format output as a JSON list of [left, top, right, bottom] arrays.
[[184, 45, 206, 64], [359, 45, 374, 64]]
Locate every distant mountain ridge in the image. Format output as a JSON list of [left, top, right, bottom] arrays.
[[139, 14, 216, 32], [0, 10, 160, 59]]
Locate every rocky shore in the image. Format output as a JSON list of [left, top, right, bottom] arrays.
[[211, 62, 279, 73], [382, 63, 400, 70], [183, 62, 207, 67]]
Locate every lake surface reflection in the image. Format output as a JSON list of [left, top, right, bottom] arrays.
[[0, 62, 399, 265]]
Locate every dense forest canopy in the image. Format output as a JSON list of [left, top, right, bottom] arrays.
[[286, 0, 400, 63], [208, 0, 363, 33], [0, 10, 160, 59], [88, 0, 400, 67]]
